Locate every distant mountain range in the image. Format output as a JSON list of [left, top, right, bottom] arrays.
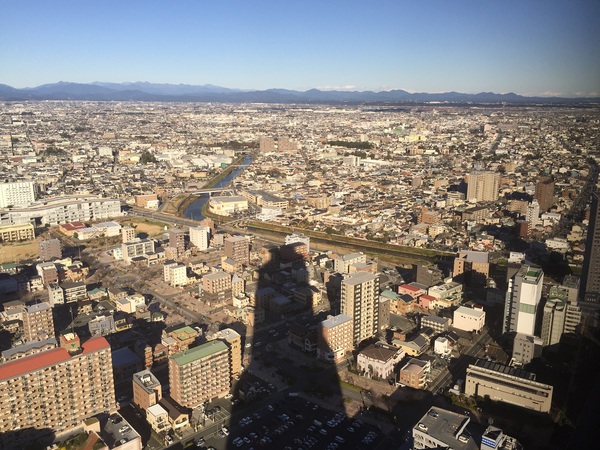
[[0, 81, 597, 104]]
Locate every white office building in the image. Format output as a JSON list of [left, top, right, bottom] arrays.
[[503, 265, 544, 335], [189, 225, 210, 250], [0, 181, 35, 208], [0, 195, 122, 226]]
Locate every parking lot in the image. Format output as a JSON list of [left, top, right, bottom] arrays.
[[192, 394, 385, 450]]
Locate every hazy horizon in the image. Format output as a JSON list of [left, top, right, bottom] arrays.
[[2, 1, 599, 97]]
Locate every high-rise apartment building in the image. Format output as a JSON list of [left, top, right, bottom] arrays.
[[169, 340, 231, 409], [334, 252, 367, 274], [503, 265, 544, 335], [0, 181, 35, 208], [581, 191, 600, 327], [38, 238, 62, 261], [208, 328, 242, 378], [224, 235, 249, 266], [526, 200, 540, 227], [341, 272, 380, 345], [169, 228, 186, 259], [0, 336, 115, 449], [22, 301, 54, 342], [535, 177, 555, 212], [189, 225, 210, 250], [317, 314, 353, 363], [466, 171, 499, 203]]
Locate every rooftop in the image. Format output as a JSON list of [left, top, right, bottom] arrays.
[[170, 340, 228, 366]]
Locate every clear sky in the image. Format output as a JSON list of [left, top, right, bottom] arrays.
[[2, 0, 599, 96]]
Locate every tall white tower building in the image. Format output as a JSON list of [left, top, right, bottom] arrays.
[[503, 265, 544, 335]]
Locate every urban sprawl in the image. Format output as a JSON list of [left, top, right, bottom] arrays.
[[0, 101, 599, 450]]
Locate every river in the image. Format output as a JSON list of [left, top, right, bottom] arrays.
[[183, 154, 254, 221]]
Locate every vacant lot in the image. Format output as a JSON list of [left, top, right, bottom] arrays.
[[120, 217, 169, 237], [0, 239, 39, 264]]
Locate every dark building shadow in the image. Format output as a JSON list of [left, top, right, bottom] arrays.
[[224, 239, 353, 449], [0, 427, 56, 450]]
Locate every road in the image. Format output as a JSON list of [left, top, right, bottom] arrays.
[[428, 329, 493, 394]]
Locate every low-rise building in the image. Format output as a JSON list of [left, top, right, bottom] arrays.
[[452, 306, 485, 332], [357, 342, 404, 380], [399, 358, 430, 389], [208, 196, 248, 216], [412, 407, 477, 450], [0, 223, 35, 242], [146, 403, 170, 434], [132, 370, 162, 411], [465, 359, 553, 413]]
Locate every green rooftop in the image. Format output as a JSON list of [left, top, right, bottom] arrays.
[[170, 340, 228, 366]]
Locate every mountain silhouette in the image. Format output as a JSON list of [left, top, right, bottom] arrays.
[[0, 82, 598, 104]]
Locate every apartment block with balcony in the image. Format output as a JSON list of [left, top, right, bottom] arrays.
[[399, 358, 430, 389], [0, 336, 115, 450], [22, 301, 54, 342], [317, 314, 353, 363], [168, 340, 231, 409], [0, 223, 35, 242], [341, 272, 380, 345]]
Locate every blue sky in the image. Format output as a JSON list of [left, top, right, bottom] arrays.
[[2, 0, 599, 96]]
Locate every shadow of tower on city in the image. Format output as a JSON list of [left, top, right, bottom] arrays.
[[223, 236, 349, 449]]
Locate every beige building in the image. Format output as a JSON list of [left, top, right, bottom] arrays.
[[465, 359, 553, 413], [224, 235, 249, 265], [22, 301, 54, 342], [121, 226, 136, 243], [341, 272, 380, 345], [453, 250, 489, 285], [466, 171, 499, 203], [164, 262, 187, 287], [334, 252, 367, 274], [452, 306, 486, 332], [146, 403, 170, 434], [317, 314, 353, 363], [0, 223, 35, 242], [189, 225, 210, 250], [0, 337, 115, 449], [399, 358, 430, 389], [169, 340, 231, 409], [208, 328, 242, 378], [202, 271, 232, 303], [208, 196, 248, 216], [135, 194, 159, 209], [132, 370, 162, 411]]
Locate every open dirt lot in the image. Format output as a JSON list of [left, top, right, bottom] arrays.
[[120, 217, 169, 237], [0, 239, 39, 264]]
